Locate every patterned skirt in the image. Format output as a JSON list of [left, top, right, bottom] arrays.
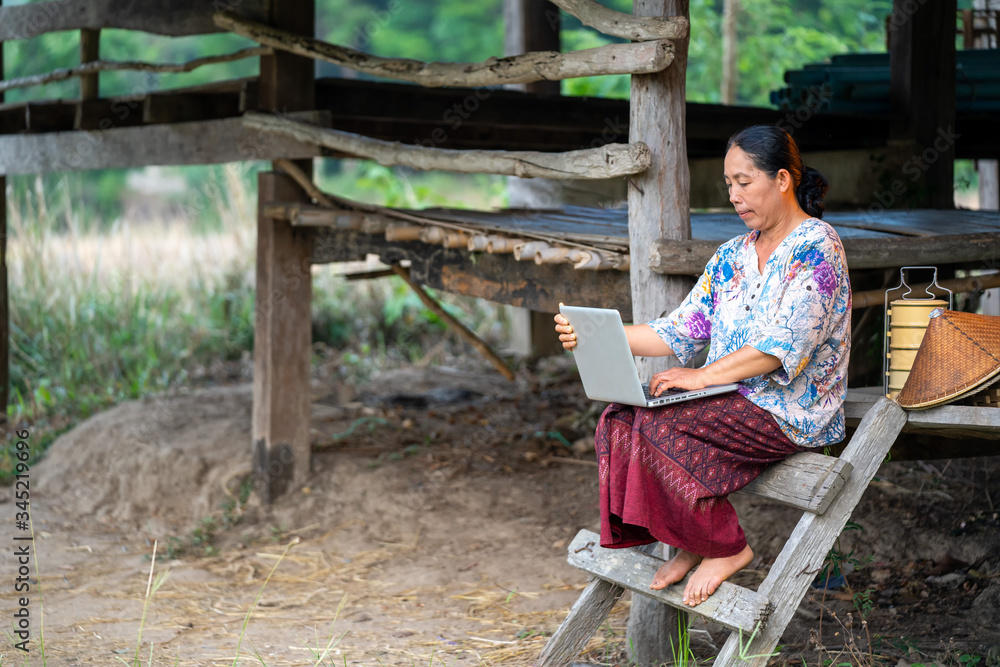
[[595, 392, 801, 558]]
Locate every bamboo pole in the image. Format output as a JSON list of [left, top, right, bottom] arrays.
[[0, 46, 271, 95], [274, 157, 334, 207], [852, 271, 1000, 309], [245, 112, 652, 180], [215, 11, 674, 88], [547, 0, 688, 40], [390, 265, 516, 382]]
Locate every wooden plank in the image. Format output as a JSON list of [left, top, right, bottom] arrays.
[[0, 104, 24, 134], [0, 112, 327, 176], [537, 577, 625, 667], [74, 97, 147, 131], [0, 0, 269, 40], [840, 388, 999, 458], [737, 452, 853, 515], [714, 398, 907, 667], [25, 101, 77, 132], [651, 232, 1000, 276], [73, 77, 256, 130], [142, 91, 241, 124], [844, 391, 1000, 435], [565, 530, 772, 635]]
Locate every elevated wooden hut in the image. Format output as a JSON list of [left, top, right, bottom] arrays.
[[2, 0, 999, 662]]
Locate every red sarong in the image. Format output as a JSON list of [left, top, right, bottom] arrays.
[[596, 392, 801, 558]]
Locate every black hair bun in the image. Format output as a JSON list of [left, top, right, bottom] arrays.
[[798, 166, 829, 219]]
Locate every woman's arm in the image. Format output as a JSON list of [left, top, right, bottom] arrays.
[[625, 323, 676, 357], [554, 316, 675, 357], [647, 345, 782, 395]]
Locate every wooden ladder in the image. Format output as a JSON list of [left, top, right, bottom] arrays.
[[538, 397, 907, 667]]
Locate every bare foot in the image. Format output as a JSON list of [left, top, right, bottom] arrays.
[[682, 544, 754, 606], [649, 550, 703, 590]]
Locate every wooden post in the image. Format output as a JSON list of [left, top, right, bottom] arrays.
[[252, 0, 315, 502], [80, 28, 100, 100], [974, 0, 999, 211], [0, 0, 7, 422], [627, 1, 691, 663], [503, 0, 561, 97], [888, 0, 957, 209], [974, 0, 999, 316], [629, 0, 692, 377], [503, 0, 566, 358], [721, 0, 738, 104]]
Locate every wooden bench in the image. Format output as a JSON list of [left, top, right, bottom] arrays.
[[538, 392, 971, 666]]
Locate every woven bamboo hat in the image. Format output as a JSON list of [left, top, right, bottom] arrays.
[[896, 309, 1000, 409]]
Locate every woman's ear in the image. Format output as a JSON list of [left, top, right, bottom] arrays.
[[775, 168, 793, 193]]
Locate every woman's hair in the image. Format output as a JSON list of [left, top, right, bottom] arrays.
[[726, 125, 829, 219]]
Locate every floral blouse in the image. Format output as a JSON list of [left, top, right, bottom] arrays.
[[648, 218, 851, 448]]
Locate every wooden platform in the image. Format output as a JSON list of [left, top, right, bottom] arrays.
[[311, 205, 1000, 319], [844, 386, 1000, 458]]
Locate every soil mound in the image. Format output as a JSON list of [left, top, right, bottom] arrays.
[[36, 385, 253, 533]]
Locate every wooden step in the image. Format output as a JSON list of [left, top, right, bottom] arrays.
[[737, 451, 853, 514], [566, 530, 770, 635]]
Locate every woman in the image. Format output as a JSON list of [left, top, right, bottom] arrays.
[[554, 125, 851, 607]]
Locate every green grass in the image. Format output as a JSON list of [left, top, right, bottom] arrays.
[[2, 165, 510, 484]]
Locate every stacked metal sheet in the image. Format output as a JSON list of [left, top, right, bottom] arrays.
[[771, 50, 1000, 113]]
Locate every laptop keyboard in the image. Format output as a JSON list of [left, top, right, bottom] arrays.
[[641, 384, 684, 401]]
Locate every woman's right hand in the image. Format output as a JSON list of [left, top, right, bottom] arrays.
[[554, 313, 577, 350]]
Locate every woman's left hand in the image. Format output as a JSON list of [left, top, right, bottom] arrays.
[[648, 367, 710, 395]]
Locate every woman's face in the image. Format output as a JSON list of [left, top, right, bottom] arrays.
[[723, 146, 792, 232]]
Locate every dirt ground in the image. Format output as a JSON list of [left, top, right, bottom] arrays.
[[3, 356, 1000, 666]]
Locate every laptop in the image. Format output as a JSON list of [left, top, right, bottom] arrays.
[[559, 305, 739, 408]]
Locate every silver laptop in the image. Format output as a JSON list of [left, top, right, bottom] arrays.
[[560, 305, 739, 407]]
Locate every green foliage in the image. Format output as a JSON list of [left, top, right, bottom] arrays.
[[557, 0, 892, 105], [669, 612, 698, 667], [732, 0, 891, 105], [735, 621, 781, 661], [820, 521, 875, 599]]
